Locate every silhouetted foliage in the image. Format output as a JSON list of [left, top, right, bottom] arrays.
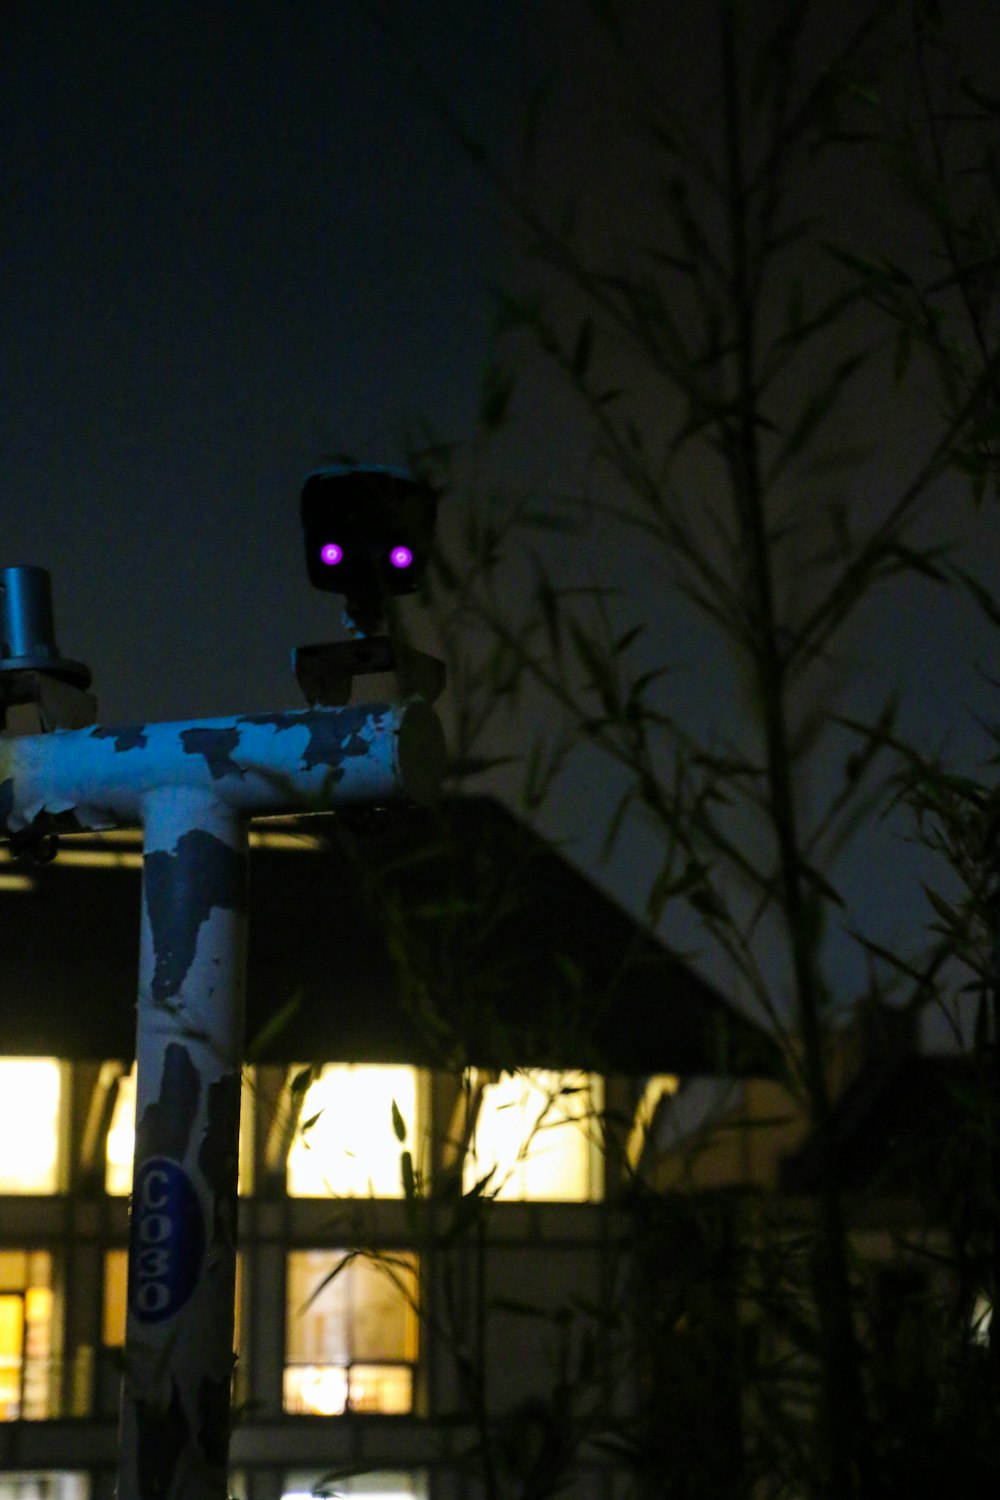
[[330, 2, 1000, 1495]]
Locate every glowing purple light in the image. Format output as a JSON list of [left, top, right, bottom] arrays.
[[320, 542, 343, 566], [389, 545, 413, 570]]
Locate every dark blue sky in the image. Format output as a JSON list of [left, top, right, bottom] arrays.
[[1, 0, 528, 722], [4, 1, 1000, 1043]]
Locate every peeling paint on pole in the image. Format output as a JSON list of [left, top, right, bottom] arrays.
[[0, 695, 445, 1499], [181, 727, 244, 782], [120, 787, 248, 1500]]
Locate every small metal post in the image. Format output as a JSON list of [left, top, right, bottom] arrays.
[[117, 786, 249, 1500]]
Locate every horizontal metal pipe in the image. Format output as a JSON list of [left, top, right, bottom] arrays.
[[0, 698, 445, 834]]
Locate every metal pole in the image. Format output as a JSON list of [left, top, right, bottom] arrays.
[[0, 695, 445, 1497], [117, 786, 248, 1500]]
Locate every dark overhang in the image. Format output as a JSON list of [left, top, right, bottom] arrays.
[[0, 795, 781, 1077]]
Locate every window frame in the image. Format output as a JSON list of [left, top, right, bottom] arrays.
[[283, 1247, 419, 1417]]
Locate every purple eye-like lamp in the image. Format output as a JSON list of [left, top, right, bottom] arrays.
[[320, 542, 343, 566], [389, 545, 413, 570]]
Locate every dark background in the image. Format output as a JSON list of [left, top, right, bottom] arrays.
[[4, 1, 1000, 1039]]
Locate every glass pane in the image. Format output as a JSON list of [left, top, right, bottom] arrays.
[[102, 1251, 128, 1348], [103, 1249, 241, 1351], [106, 1065, 254, 1196], [464, 1070, 604, 1202], [282, 1363, 348, 1416], [286, 1065, 419, 1199], [0, 1254, 28, 1291], [0, 1254, 54, 1422], [286, 1251, 351, 1366], [0, 1061, 61, 1194], [104, 1070, 135, 1197], [348, 1364, 413, 1415], [284, 1251, 418, 1415]]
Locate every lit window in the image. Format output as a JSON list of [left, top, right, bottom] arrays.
[[0, 1060, 61, 1194], [286, 1065, 420, 1199], [0, 1252, 55, 1421], [103, 1249, 242, 1352], [0, 1477, 89, 1500], [463, 1069, 604, 1202], [284, 1249, 418, 1415], [105, 1065, 255, 1196], [282, 1474, 424, 1500]]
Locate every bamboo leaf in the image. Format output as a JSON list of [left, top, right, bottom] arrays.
[[953, 566, 1000, 626], [391, 1098, 407, 1143]]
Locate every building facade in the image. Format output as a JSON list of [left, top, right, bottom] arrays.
[[0, 802, 777, 1500]]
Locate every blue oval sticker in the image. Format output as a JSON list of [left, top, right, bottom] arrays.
[[128, 1157, 205, 1323]]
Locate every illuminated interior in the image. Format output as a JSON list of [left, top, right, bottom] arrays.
[[282, 1475, 423, 1500], [105, 1065, 254, 1196], [286, 1065, 420, 1199], [0, 1478, 89, 1500], [104, 1071, 136, 1198], [101, 1253, 128, 1349], [463, 1069, 604, 1202], [625, 1074, 681, 1170], [0, 1252, 54, 1422], [0, 1061, 62, 1195], [284, 1249, 418, 1416]]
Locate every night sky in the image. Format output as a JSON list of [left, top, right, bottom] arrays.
[[1, 0, 527, 723], [4, 2, 1000, 1043]]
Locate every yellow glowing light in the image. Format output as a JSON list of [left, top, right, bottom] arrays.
[[283, 1364, 349, 1415], [286, 1065, 419, 1198], [104, 1068, 136, 1197], [463, 1069, 604, 1202], [0, 1059, 61, 1194]]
